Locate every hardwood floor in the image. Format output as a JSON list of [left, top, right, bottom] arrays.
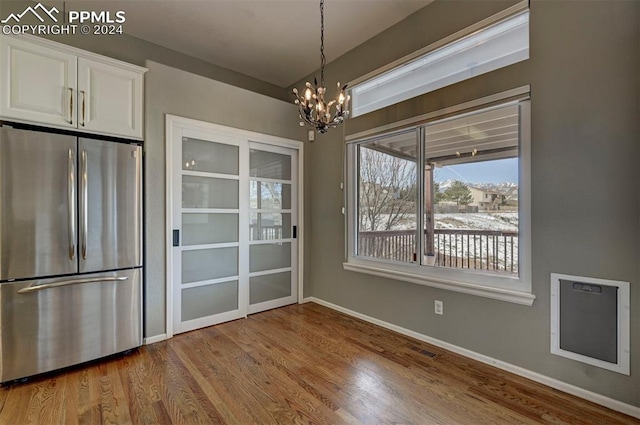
[[0, 302, 638, 424]]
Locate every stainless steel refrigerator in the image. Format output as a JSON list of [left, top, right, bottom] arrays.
[[0, 126, 143, 382]]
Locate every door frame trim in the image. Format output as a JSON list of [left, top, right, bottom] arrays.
[[165, 114, 304, 339]]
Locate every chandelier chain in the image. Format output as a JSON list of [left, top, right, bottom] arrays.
[[320, 0, 325, 87]]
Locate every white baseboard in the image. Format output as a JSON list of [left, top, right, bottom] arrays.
[[144, 333, 168, 345], [303, 296, 640, 419]]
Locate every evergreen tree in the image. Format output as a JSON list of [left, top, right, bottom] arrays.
[[443, 180, 473, 205]]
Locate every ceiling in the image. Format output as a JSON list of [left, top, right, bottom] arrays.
[[365, 104, 519, 166], [65, 0, 432, 87]]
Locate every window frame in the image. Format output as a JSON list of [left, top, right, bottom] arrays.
[[347, 0, 530, 119], [344, 96, 533, 306]]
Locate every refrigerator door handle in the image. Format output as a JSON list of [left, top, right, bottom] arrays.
[[81, 150, 88, 260], [68, 148, 76, 261], [17, 276, 128, 294]]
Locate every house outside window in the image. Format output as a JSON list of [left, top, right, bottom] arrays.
[[345, 98, 533, 305]]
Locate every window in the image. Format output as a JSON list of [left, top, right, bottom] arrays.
[[345, 99, 532, 305], [349, 9, 529, 117], [358, 131, 418, 262]]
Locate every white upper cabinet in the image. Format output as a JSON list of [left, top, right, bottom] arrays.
[[0, 35, 146, 140], [0, 36, 77, 128], [77, 58, 143, 139]]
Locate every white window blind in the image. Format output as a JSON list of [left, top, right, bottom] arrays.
[[350, 11, 529, 118]]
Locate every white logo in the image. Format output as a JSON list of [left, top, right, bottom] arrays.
[[1, 3, 59, 24], [1, 3, 124, 37]]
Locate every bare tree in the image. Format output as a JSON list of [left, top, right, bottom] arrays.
[[358, 147, 416, 231]]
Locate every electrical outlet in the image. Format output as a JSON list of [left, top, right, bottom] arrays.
[[434, 300, 443, 315]]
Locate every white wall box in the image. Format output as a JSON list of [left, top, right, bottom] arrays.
[[0, 35, 146, 140], [550, 273, 630, 375]]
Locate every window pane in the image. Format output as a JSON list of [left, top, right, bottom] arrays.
[[250, 213, 291, 241], [357, 132, 417, 262], [182, 213, 238, 245], [182, 281, 238, 321], [249, 242, 291, 272], [250, 181, 291, 209], [351, 11, 529, 117], [424, 105, 519, 275], [182, 247, 238, 283], [182, 138, 239, 175], [250, 149, 291, 180], [250, 272, 292, 305], [182, 176, 239, 209]]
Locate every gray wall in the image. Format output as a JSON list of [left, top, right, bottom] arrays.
[[0, 0, 287, 100], [292, 0, 640, 406], [144, 61, 303, 336]]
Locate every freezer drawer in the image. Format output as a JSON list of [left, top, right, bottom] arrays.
[[0, 269, 142, 382]]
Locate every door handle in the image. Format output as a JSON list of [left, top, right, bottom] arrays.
[[173, 230, 180, 247], [81, 150, 88, 260], [18, 276, 128, 294], [68, 88, 73, 124], [80, 90, 86, 127], [68, 148, 76, 260], [292, 225, 297, 239]]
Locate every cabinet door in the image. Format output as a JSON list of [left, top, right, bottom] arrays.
[[77, 58, 144, 139], [0, 37, 77, 128]]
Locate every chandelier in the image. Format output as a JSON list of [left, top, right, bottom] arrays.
[[292, 0, 350, 134]]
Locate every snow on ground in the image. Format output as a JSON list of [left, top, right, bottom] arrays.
[[433, 231, 519, 273], [361, 212, 518, 232], [435, 212, 518, 232], [434, 212, 519, 273]]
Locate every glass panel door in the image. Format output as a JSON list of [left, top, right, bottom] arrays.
[[168, 118, 300, 334], [248, 143, 298, 314], [172, 130, 246, 334]]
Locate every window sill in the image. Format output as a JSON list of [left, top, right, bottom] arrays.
[[342, 261, 535, 306]]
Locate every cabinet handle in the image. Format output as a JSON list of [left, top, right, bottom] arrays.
[[80, 90, 86, 126], [68, 87, 73, 124]]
